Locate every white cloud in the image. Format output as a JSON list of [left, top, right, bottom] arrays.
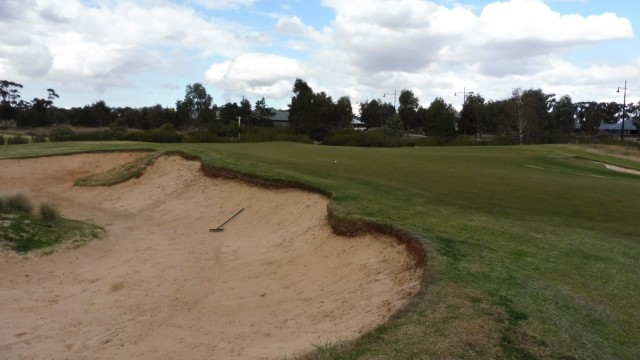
[[0, 0, 249, 90], [205, 53, 306, 99], [320, 0, 633, 78], [0, 0, 636, 108], [477, 0, 632, 42], [188, 0, 255, 10], [274, 15, 320, 38]]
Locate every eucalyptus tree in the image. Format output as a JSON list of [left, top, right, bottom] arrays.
[[398, 89, 419, 131], [252, 97, 275, 127], [360, 99, 395, 129], [423, 97, 457, 141], [0, 80, 23, 119], [458, 93, 486, 139], [176, 82, 214, 129]]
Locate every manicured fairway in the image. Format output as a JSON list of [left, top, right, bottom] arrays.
[[2, 142, 639, 359]]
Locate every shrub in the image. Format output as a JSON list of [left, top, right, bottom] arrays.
[[323, 129, 422, 147], [125, 123, 183, 143], [49, 125, 76, 142], [7, 134, 30, 145], [183, 130, 224, 143], [32, 132, 48, 143], [6, 192, 34, 213], [0, 134, 4, 145], [39, 202, 61, 223]]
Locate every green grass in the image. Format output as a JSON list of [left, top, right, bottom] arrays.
[[1, 141, 639, 359]]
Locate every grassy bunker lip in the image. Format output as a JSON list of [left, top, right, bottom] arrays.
[[179, 150, 427, 270], [74, 152, 162, 187]]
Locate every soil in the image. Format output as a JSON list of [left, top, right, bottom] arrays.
[[0, 153, 421, 360]]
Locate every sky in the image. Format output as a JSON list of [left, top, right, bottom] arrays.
[[0, 0, 638, 111]]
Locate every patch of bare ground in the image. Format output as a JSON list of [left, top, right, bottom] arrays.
[[0, 153, 422, 359]]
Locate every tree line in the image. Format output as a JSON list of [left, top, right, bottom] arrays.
[[2, 78, 638, 146], [0, 81, 275, 131], [358, 86, 639, 144]]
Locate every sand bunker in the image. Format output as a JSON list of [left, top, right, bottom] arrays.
[[602, 163, 640, 176], [0, 153, 421, 359]]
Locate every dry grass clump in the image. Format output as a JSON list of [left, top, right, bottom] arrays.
[[5, 192, 34, 213], [0, 193, 60, 222], [0, 194, 8, 213], [39, 201, 61, 223]]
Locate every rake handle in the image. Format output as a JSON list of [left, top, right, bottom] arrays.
[[209, 208, 244, 232]]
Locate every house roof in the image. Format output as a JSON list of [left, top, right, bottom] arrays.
[[575, 118, 638, 131], [270, 109, 289, 122], [599, 118, 637, 131]]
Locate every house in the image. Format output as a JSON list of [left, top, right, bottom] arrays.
[[598, 118, 638, 137], [269, 109, 289, 128], [267, 111, 368, 131], [352, 116, 366, 130], [575, 118, 639, 138]]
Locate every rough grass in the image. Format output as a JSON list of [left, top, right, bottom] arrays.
[[39, 201, 61, 223], [5, 192, 34, 213], [1, 142, 639, 359], [74, 151, 160, 186]]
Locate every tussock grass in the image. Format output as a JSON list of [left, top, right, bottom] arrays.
[[5, 192, 34, 213], [0, 195, 7, 213], [39, 201, 61, 223]]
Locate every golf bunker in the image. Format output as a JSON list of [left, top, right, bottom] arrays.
[[0, 153, 422, 359]]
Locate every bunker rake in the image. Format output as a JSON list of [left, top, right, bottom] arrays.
[[209, 208, 244, 232]]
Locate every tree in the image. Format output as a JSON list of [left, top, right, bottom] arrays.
[[289, 78, 314, 133], [176, 82, 214, 129], [398, 89, 419, 131], [121, 107, 146, 129], [145, 104, 174, 129], [219, 102, 240, 126], [46, 88, 59, 104], [458, 93, 486, 138], [576, 102, 606, 136], [252, 97, 275, 127], [630, 102, 640, 133], [384, 113, 403, 135], [423, 97, 457, 140], [360, 99, 395, 129], [89, 100, 112, 127], [332, 96, 353, 129], [0, 80, 23, 119], [360, 99, 381, 128], [288, 79, 336, 140], [309, 91, 334, 140], [520, 89, 554, 143], [549, 95, 575, 138], [601, 102, 621, 124], [239, 97, 252, 125]]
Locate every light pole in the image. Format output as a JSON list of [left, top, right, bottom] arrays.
[[455, 87, 476, 140], [617, 81, 627, 142], [383, 89, 397, 111], [454, 87, 474, 103]]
